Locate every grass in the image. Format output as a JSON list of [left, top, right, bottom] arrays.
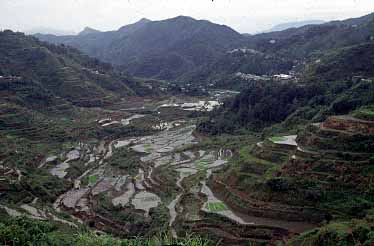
[[206, 202, 227, 212], [269, 136, 287, 143], [199, 159, 210, 165], [196, 164, 208, 171], [143, 143, 153, 152], [88, 175, 98, 185], [289, 219, 374, 246], [183, 171, 206, 188], [238, 148, 273, 166], [353, 106, 374, 120], [0, 216, 212, 246], [76, 233, 212, 246], [108, 148, 142, 176], [359, 109, 374, 116]]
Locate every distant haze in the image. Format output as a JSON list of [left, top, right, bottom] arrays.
[[263, 20, 326, 33], [24, 27, 76, 36], [1, 0, 374, 34]]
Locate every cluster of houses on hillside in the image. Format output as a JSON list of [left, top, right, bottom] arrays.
[[0, 75, 22, 82], [227, 48, 262, 55], [235, 72, 295, 82], [82, 67, 105, 76]]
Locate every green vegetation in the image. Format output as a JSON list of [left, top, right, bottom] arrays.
[[2, 10, 374, 246], [178, 134, 259, 152], [197, 80, 322, 134], [36, 13, 374, 86], [36, 16, 243, 81], [0, 30, 149, 109], [206, 202, 227, 212], [353, 106, 374, 121], [0, 134, 70, 204], [88, 175, 98, 185], [199, 159, 210, 165], [220, 145, 279, 188], [269, 136, 287, 142], [198, 76, 374, 135], [143, 144, 153, 153], [196, 164, 208, 171], [0, 217, 211, 246], [289, 219, 374, 246], [107, 148, 143, 176], [304, 43, 374, 82]]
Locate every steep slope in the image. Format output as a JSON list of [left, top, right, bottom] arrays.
[[172, 13, 374, 85], [34, 19, 151, 63], [0, 30, 146, 108], [178, 48, 294, 85], [36, 16, 243, 80], [198, 35, 374, 135], [0, 29, 156, 146], [210, 113, 374, 243], [187, 13, 374, 85], [303, 42, 374, 82]]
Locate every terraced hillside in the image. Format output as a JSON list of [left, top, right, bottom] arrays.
[[2, 12, 374, 245], [0, 30, 148, 108], [1, 87, 306, 245], [211, 112, 374, 245]]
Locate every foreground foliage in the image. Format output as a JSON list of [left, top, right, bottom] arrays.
[[0, 217, 211, 246], [289, 218, 374, 246]]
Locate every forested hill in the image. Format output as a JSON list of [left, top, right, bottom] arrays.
[[243, 13, 374, 60], [0, 30, 148, 108], [35, 13, 374, 83], [197, 14, 374, 135], [36, 16, 244, 80], [303, 42, 374, 82]]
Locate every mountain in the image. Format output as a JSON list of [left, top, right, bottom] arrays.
[[78, 27, 101, 36], [0, 29, 158, 146], [196, 14, 374, 134], [195, 14, 374, 245], [178, 47, 294, 86], [34, 13, 374, 84], [263, 20, 325, 33], [303, 42, 374, 82], [3, 13, 374, 246], [243, 13, 374, 60], [25, 27, 76, 36], [0, 30, 148, 109], [35, 16, 244, 80]]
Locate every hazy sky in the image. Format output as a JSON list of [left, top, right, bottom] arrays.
[[1, 0, 374, 34]]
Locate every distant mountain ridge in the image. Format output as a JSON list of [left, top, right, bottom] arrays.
[[25, 27, 76, 36], [78, 27, 101, 36], [35, 13, 374, 82], [35, 16, 244, 80], [243, 12, 374, 60], [263, 20, 325, 33]]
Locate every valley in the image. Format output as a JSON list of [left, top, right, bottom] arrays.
[[0, 91, 325, 245], [1, 8, 374, 246], [4, 87, 372, 245]]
